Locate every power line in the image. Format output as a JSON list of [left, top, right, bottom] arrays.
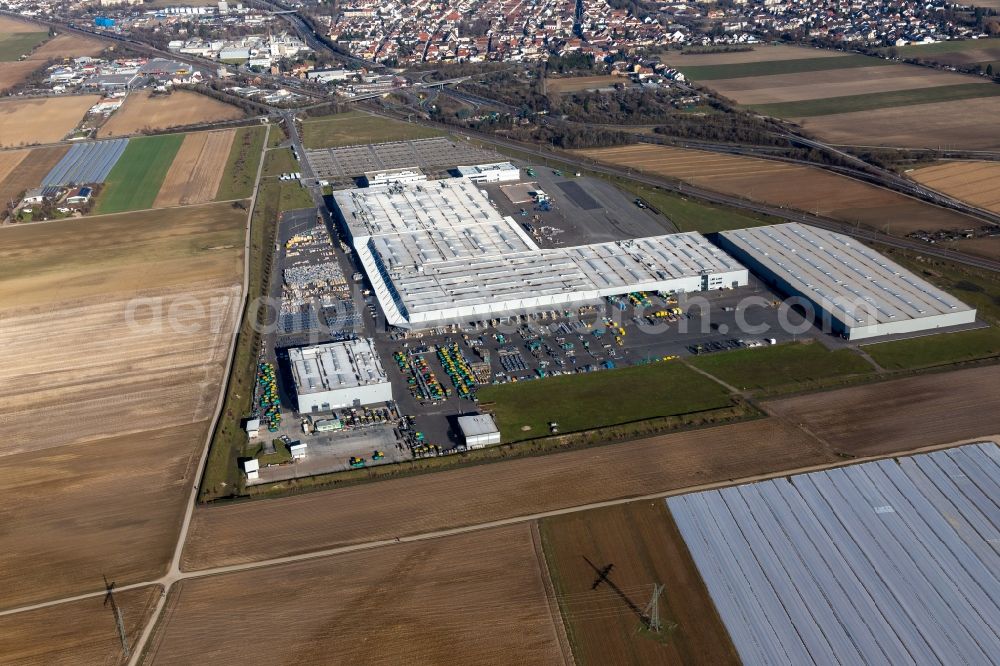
[[104, 576, 130, 661]]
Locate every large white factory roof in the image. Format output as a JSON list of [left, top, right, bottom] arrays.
[[333, 178, 747, 328], [718, 223, 975, 337], [288, 339, 387, 396]]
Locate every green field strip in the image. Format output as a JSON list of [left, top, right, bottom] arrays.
[[893, 37, 1000, 58], [675, 54, 890, 81], [0, 32, 49, 61], [750, 82, 1000, 117], [863, 326, 1000, 370], [94, 134, 185, 214]]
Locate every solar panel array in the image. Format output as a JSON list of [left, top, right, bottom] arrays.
[[42, 139, 129, 187], [668, 443, 1000, 665]]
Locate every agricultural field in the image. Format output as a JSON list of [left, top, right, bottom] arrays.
[[797, 96, 1000, 150], [0, 202, 245, 606], [689, 342, 874, 393], [0, 145, 68, 205], [94, 134, 184, 214], [182, 419, 828, 570], [215, 125, 266, 200], [26, 32, 106, 61], [547, 74, 622, 93], [762, 364, 1000, 457], [0, 95, 99, 147], [478, 361, 733, 443], [893, 37, 1000, 69], [540, 501, 739, 665], [98, 90, 243, 138], [0, 60, 43, 91], [154, 129, 236, 207], [668, 45, 1000, 149], [909, 161, 1000, 213], [300, 110, 442, 148], [577, 144, 981, 236], [0, 31, 48, 61], [0, 585, 161, 664], [146, 525, 569, 664]]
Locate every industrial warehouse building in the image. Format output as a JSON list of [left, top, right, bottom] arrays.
[[717, 223, 977, 340], [362, 167, 427, 188], [455, 162, 520, 183], [332, 177, 749, 329], [457, 414, 501, 448], [288, 338, 392, 413]]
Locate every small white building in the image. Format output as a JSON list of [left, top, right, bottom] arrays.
[[244, 417, 260, 438], [363, 167, 426, 188], [457, 414, 501, 449], [455, 162, 520, 183], [289, 441, 307, 459], [242, 458, 260, 481], [289, 339, 392, 413]]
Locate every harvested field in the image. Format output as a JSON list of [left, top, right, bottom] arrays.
[[895, 37, 1000, 64], [547, 75, 621, 93], [796, 96, 1000, 150], [182, 419, 827, 570], [98, 90, 243, 138], [146, 525, 568, 665], [763, 365, 1000, 457], [540, 501, 739, 665], [0, 95, 98, 147], [0, 203, 244, 606], [0, 144, 68, 205], [154, 129, 236, 207], [666, 45, 848, 66], [910, 161, 1000, 212], [708, 64, 983, 105], [0, 60, 43, 91], [577, 144, 980, 235], [0, 585, 160, 665], [26, 32, 106, 60]]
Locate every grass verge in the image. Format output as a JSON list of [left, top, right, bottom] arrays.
[[262, 147, 299, 177], [478, 361, 734, 443], [751, 82, 1000, 117], [301, 110, 443, 148], [677, 54, 888, 80], [689, 340, 874, 391], [216, 125, 266, 201], [93, 134, 184, 213], [863, 326, 1000, 370]]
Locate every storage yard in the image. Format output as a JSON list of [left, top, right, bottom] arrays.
[[97, 89, 243, 138], [0, 95, 100, 147], [0, 202, 245, 606], [668, 442, 1000, 664]]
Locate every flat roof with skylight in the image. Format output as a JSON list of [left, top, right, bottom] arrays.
[[717, 223, 976, 340]]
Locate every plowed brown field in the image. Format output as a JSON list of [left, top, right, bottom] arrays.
[[0, 148, 30, 184], [910, 161, 1000, 213], [797, 97, 1000, 150], [0, 61, 43, 91], [541, 501, 739, 665], [98, 90, 243, 138], [0, 586, 161, 665], [0, 16, 41, 32], [0, 96, 98, 147], [577, 144, 980, 235], [0, 202, 245, 608], [763, 365, 1000, 456], [154, 129, 235, 207], [146, 525, 569, 665], [181, 420, 827, 570], [708, 64, 980, 105], [0, 144, 67, 204]]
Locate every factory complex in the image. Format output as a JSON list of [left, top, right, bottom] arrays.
[[718, 224, 977, 340], [288, 338, 392, 413], [332, 176, 750, 329]]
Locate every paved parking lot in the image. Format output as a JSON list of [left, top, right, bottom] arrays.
[[305, 137, 504, 179]]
